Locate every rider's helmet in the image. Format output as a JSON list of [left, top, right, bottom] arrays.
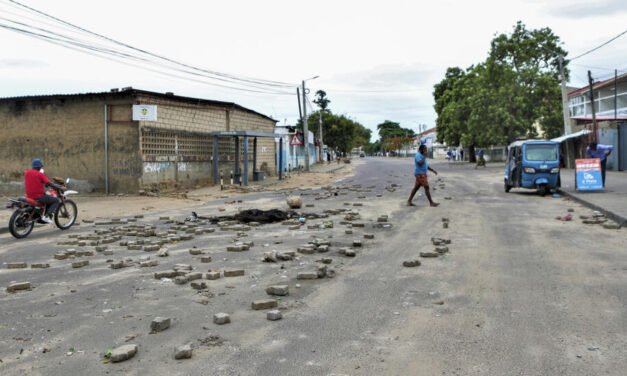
[[32, 158, 44, 169]]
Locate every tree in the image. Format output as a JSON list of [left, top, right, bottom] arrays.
[[376, 120, 415, 154], [433, 21, 569, 154], [313, 90, 331, 111]]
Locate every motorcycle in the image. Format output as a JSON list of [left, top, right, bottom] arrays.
[[5, 177, 79, 239]]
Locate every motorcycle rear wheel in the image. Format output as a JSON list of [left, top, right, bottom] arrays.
[[55, 200, 78, 230], [9, 209, 35, 239]]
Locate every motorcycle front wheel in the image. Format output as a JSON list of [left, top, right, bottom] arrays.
[[9, 209, 35, 239], [55, 200, 78, 230]]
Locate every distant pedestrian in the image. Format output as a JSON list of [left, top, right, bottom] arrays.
[[475, 149, 486, 169], [460, 150, 464, 161], [407, 145, 439, 207], [586, 142, 613, 187], [326, 151, 331, 164]]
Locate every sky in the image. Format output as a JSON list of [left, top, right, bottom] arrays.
[[1, 0, 626, 141]]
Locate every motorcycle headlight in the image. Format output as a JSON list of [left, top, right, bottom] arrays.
[[524, 167, 536, 173], [550, 168, 560, 173]]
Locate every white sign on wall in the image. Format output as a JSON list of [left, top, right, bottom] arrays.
[[132, 105, 158, 121]]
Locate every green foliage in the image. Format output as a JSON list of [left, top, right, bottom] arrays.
[[376, 120, 416, 153], [295, 90, 373, 153], [434, 21, 568, 147], [313, 90, 331, 111]]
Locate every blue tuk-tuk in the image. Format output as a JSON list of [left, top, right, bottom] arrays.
[[504, 140, 561, 196]]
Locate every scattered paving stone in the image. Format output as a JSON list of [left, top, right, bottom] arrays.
[[31, 263, 50, 269], [174, 344, 193, 360], [297, 246, 316, 255], [206, 271, 221, 280], [227, 244, 249, 252], [213, 313, 231, 325], [317, 265, 328, 278], [603, 223, 622, 230], [157, 248, 169, 257], [420, 252, 439, 258], [267, 310, 283, 321], [155, 271, 178, 279], [7, 262, 27, 269], [364, 233, 375, 239], [443, 222, 449, 229], [435, 246, 449, 254], [567, 208, 574, 213], [189, 248, 204, 255], [252, 299, 278, 310], [345, 230, 353, 235], [403, 260, 421, 267], [6, 281, 31, 293], [316, 245, 330, 253], [110, 260, 129, 269], [174, 264, 193, 271], [200, 256, 212, 263], [174, 276, 189, 285], [128, 245, 143, 251], [297, 271, 319, 280], [72, 260, 89, 268], [433, 300, 445, 305], [150, 317, 171, 333], [191, 281, 207, 290], [54, 252, 69, 260], [320, 258, 333, 264], [187, 272, 203, 281], [109, 344, 138, 363], [143, 245, 160, 252], [140, 260, 159, 267], [266, 285, 289, 296], [224, 269, 245, 277], [444, 196, 452, 200], [352, 240, 362, 247]]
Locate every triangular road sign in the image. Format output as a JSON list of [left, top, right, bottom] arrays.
[[290, 134, 303, 146]]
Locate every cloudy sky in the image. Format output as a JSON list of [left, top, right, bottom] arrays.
[[1, 0, 626, 140]]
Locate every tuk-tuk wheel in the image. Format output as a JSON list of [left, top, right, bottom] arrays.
[[504, 182, 512, 193], [538, 185, 547, 196]]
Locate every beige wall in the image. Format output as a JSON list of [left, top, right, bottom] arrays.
[[0, 92, 277, 194]]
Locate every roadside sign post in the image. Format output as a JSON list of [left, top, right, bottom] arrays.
[[575, 158, 604, 191]]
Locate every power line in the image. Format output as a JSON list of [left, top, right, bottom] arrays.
[[2, 0, 298, 90], [571, 29, 627, 61], [0, 22, 294, 95]]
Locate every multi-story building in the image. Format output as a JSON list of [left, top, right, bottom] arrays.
[[566, 73, 627, 171]]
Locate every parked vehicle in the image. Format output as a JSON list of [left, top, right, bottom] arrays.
[[5, 177, 78, 239], [504, 140, 561, 196]]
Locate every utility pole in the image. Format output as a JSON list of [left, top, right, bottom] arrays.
[[318, 110, 323, 163], [302, 80, 310, 172], [558, 56, 572, 135], [588, 70, 598, 143]]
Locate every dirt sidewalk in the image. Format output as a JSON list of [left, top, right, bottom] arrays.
[[0, 162, 355, 228]]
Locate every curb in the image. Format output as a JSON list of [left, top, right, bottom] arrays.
[[558, 189, 627, 228]]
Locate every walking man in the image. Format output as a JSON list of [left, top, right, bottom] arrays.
[[586, 142, 613, 187], [407, 145, 439, 207]]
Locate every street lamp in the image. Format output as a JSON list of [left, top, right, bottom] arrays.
[[302, 75, 319, 172]]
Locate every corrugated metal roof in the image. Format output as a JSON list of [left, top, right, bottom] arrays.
[[568, 72, 627, 97], [0, 88, 278, 123], [551, 129, 591, 143]]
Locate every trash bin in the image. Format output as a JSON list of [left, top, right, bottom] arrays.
[[253, 171, 265, 181]]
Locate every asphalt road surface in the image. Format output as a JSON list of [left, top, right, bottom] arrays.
[[1, 158, 626, 376]]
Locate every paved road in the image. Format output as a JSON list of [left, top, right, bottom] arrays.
[[1, 158, 625, 376]]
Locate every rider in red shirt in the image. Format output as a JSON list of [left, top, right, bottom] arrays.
[[24, 159, 61, 223]]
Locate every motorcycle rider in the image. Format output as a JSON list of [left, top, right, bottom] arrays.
[[24, 158, 62, 223]]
